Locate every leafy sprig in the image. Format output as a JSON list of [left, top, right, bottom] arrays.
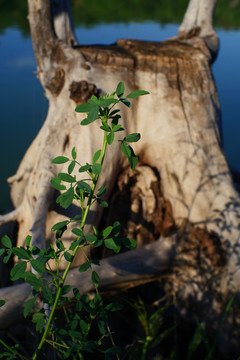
[[0, 82, 149, 359]]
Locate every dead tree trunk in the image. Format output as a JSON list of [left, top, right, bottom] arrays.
[[1, 0, 240, 356]]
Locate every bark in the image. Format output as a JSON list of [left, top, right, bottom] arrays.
[[1, 0, 240, 356]]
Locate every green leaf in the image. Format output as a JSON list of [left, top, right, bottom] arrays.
[[68, 330, 82, 339], [124, 133, 141, 142], [113, 221, 121, 237], [64, 252, 73, 262], [120, 141, 131, 157], [105, 302, 123, 311], [97, 186, 106, 197], [31, 259, 45, 275], [71, 228, 83, 237], [109, 109, 120, 117], [97, 199, 108, 207], [80, 319, 89, 334], [98, 98, 119, 108], [72, 146, 77, 160], [12, 247, 31, 260], [92, 163, 102, 175], [79, 261, 91, 272], [3, 250, 12, 264], [42, 286, 53, 303], [24, 272, 43, 291], [85, 234, 97, 243], [104, 238, 121, 253], [91, 270, 100, 285], [79, 164, 91, 173], [116, 81, 125, 97], [77, 180, 91, 193], [52, 156, 69, 164], [0, 249, 5, 257], [81, 294, 89, 304], [92, 258, 100, 266], [121, 237, 137, 250], [112, 124, 124, 132], [107, 132, 114, 145], [58, 173, 76, 183], [93, 149, 101, 164], [73, 287, 81, 300], [61, 285, 71, 296], [98, 320, 107, 335], [32, 312, 45, 333], [50, 177, 66, 191], [51, 220, 69, 232], [0, 300, 5, 307], [120, 98, 131, 107], [68, 161, 75, 174], [24, 294, 38, 318], [70, 214, 82, 222], [100, 122, 112, 132], [25, 235, 32, 247], [121, 142, 138, 169], [102, 226, 112, 239], [0, 352, 15, 358], [75, 103, 94, 113], [10, 261, 27, 281], [81, 106, 99, 125], [81, 115, 96, 126], [129, 153, 138, 170], [126, 90, 149, 98], [69, 238, 85, 251], [88, 95, 99, 106], [105, 346, 122, 355], [56, 187, 74, 209], [93, 239, 103, 247], [56, 225, 67, 240], [1, 235, 12, 249], [31, 247, 40, 256], [111, 114, 121, 125], [82, 340, 97, 353], [56, 239, 65, 251]]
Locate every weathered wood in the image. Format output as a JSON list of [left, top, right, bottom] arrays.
[[51, 0, 77, 45], [179, 0, 219, 58], [1, 0, 240, 355], [0, 238, 175, 329]]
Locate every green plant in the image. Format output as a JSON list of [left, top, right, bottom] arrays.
[[187, 295, 236, 360], [0, 82, 149, 359], [126, 298, 175, 360]]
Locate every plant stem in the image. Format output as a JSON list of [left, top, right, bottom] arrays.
[[32, 130, 108, 359], [0, 338, 28, 360]]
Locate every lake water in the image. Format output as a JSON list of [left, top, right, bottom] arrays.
[[0, 21, 240, 210]]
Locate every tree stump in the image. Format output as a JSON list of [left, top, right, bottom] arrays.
[[1, 0, 240, 356]]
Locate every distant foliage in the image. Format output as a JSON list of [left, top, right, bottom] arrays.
[[1, 0, 240, 36]]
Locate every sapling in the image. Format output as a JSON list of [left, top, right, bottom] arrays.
[[0, 82, 149, 359]]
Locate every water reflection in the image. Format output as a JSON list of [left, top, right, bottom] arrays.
[[0, 2, 240, 210]]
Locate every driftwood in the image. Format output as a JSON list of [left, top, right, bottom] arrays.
[[0, 237, 175, 329], [1, 0, 240, 356]]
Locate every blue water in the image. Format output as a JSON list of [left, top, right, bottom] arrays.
[[213, 28, 240, 168], [0, 22, 239, 209]]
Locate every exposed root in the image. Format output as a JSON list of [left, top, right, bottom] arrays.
[[31, 176, 54, 250], [0, 206, 22, 226], [0, 237, 176, 329]]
